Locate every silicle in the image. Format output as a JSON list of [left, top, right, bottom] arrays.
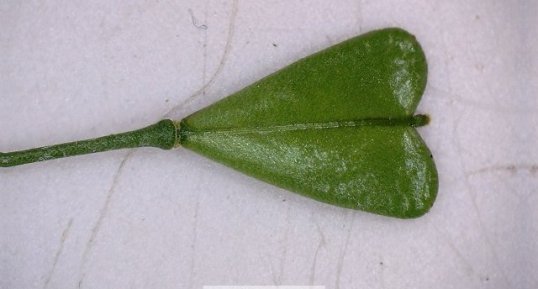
[[1, 28, 438, 218]]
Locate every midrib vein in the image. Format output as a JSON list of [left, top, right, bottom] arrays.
[[182, 115, 428, 136]]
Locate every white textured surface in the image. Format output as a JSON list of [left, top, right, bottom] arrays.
[[1, 1, 537, 288]]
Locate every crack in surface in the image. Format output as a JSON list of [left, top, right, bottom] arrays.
[[429, 85, 532, 114], [309, 221, 326, 285], [187, 192, 201, 289], [450, 90, 513, 288], [43, 218, 73, 289], [269, 203, 291, 285], [278, 204, 291, 284], [433, 226, 478, 279], [77, 151, 134, 289], [467, 164, 538, 176], [334, 211, 354, 289], [165, 0, 239, 118]]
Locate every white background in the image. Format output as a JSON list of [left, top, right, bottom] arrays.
[[1, 1, 537, 288]]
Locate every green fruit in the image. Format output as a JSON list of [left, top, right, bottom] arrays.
[[180, 28, 437, 218], [1, 28, 437, 218]]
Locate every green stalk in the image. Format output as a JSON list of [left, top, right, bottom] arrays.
[[1, 120, 179, 168]]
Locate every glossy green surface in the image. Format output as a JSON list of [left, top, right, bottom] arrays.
[[180, 28, 438, 218]]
